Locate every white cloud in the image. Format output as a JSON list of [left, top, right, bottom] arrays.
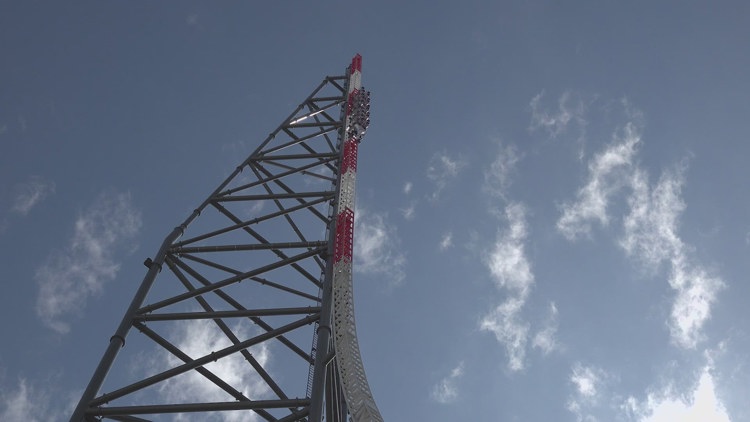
[[532, 302, 560, 355], [439, 231, 453, 251], [0, 378, 60, 422], [571, 364, 603, 399], [485, 203, 533, 298], [480, 297, 529, 371], [354, 208, 406, 286], [668, 262, 723, 349], [400, 202, 416, 220], [483, 143, 520, 200], [35, 191, 141, 334], [480, 203, 536, 371], [11, 176, 55, 215], [430, 361, 464, 404], [625, 365, 731, 422], [621, 165, 724, 349], [556, 109, 723, 348], [426, 151, 466, 200], [567, 363, 609, 422], [557, 124, 641, 240], [148, 319, 271, 422], [529, 91, 587, 139], [403, 181, 413, 195]]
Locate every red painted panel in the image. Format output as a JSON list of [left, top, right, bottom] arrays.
[[341, 139, 359, 174], [351, 54, 362, 73], [334, 208, 355, 263]]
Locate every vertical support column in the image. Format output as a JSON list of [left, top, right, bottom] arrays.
[[331, 55, 382, 422], [309, 53, 378, 422]]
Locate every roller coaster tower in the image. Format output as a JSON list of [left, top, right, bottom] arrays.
[[70, 55, 383, 422]]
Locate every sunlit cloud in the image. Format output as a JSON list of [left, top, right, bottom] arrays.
[[668, 262, 723, 349], [0, 377, 67, 422], [147, 319, 271, 422], [485, 203, 533, 298], [623, 364, 731, 422], [621, 165, 724, 349], [480, 297, 529, 371], [557, 124, 641, 240], [483, 143, 520, 200], [558, 111, 724, 349], [567, 363, 609, 422], [354, 207, 406, 286], [35, 191, 141, 334], [480, 203, 535, 371], [11, 176, 56, 215], [478, 140, 555, 370], [426, 151, 466, 200], [430, 361, 464, 404], [532, 302, 560, 355]]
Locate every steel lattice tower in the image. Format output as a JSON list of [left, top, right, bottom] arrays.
[[70, 55, 383, 422]]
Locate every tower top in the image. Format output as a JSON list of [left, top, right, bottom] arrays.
[[351, 54, 362, 72]]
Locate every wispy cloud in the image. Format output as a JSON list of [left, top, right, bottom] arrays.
[[147, 319, 271, 422], [480, 203, 534, 371], [403, 181, 413, 195], [567, 363, 609, 422], [426, 151, 466, 200], [529, 91, 587, 141], [558, 111, 724, 349], [439, 231, 453, 251], [557, 124, 641, 240], [11, 176, 56, 215], [430, 361, 465, 404], [621, 165, 724, 349], [400, 182, 416, 220], [354, 207, 406, 286], [485, 203, 533, 298], [532, 302, 560, 355], [479, 143, 560, 370], [186, 13, 201, 28], [480, 297, 530, 371], [35, 191, 141, 334], [400, 202, 416, 220], [483, 143, 520, 200], [0, 377, 69, 422]]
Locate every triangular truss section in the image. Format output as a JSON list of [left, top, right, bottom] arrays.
[[70, 58, 380, 422]]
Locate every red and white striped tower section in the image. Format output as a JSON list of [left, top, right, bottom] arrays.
[[332, 55, 383, 422]]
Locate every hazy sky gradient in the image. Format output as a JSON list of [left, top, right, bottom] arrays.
[[1, 2, 749, 421]]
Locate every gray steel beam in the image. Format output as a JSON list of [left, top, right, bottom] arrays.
[[134, 307, 321, 321]]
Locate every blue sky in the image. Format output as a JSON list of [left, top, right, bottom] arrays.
[[1, 1, 749, 421]]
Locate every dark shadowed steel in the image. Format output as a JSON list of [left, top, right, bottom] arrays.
[[70, 55, 381, 422]]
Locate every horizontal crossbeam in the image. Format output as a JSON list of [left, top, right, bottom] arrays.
[[135, 307, 321, 321]]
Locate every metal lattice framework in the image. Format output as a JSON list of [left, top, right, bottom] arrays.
[[70, 55, 382, 422]]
